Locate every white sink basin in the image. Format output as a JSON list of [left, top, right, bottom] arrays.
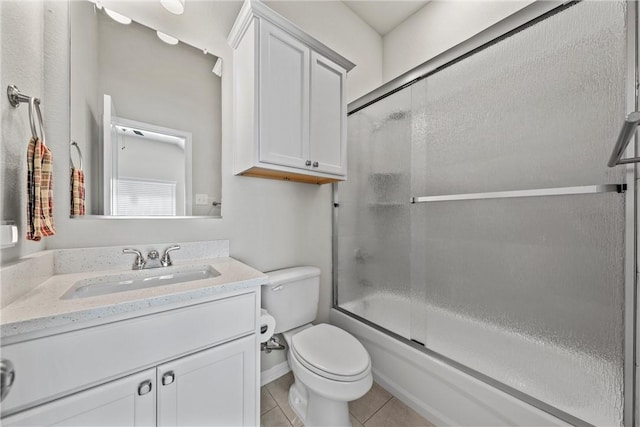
[[62, 265, 220, 300]]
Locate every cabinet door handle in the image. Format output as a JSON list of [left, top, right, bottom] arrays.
[[162, 371, 175, 386], [305, 160, 312, 166], [312, 161, 319, 168], [0, 360, 15, 401], [138, 380, 152, 396]]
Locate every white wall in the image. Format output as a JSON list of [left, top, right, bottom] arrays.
[[382, 0, 533, 83], [1, 1, 47, 260]]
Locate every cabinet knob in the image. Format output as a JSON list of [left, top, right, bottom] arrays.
[[305, 160, 312, 166], [138, 380, 152, 396], [0, 360, 15, 401], [162, 371, 175, 386], [312, 161, 319, 168]]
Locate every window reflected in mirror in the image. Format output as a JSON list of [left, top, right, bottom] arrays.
[[70, 0, 222, 218]]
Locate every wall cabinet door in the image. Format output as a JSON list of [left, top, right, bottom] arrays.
[[156, 335, 256, 427], [310, 52, 347, 176], [229, 2, 354, 184], [258, 20, 310, 170], [3, 369, 156, 427]]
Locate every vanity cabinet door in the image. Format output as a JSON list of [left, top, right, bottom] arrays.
[[258, 20, 310, 170], [309, 51, 347, 176], [2, 369, 156, 427], [156, 335, 256, 427]]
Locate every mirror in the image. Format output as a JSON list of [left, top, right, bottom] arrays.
[[70, 1, 222, 218]]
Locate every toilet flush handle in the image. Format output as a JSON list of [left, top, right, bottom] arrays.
[[271, 285, 284, 292]]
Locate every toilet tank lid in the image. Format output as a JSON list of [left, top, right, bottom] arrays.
[[265, 266, 321, 286]]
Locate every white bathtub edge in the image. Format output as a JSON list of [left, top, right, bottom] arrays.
[[372, 368, 457, 426], [331, 308, 570, 427]]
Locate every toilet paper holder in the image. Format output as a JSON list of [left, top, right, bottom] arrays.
[[261, 335, 285, 353]]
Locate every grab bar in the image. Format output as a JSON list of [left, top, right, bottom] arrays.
[[410, 184, 625, 204], [608, 111, 640, 167]]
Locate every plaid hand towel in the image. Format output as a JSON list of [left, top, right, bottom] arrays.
[[70, 167, 85, 216], [27, 137, 56, 241]]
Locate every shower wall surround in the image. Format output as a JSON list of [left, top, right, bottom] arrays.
[[337, 1, 630, 425]]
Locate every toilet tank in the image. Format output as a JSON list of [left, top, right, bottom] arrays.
[[262, 266, 320, 334]]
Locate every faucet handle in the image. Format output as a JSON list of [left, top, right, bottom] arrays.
[[123, 248, 145, 270], [161, 245, 180, 267]]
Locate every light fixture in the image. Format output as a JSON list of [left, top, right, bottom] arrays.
[[160, 0, 185, 15], [156, 31, 179, 45], [104, 8, 132, 25]]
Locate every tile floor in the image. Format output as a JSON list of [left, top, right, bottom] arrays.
[[261, 372, 435, 427]]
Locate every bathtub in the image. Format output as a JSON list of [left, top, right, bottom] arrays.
[[331, 292, 617, 426]]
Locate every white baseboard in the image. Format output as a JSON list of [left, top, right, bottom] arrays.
[[261, 361, 291, 386]]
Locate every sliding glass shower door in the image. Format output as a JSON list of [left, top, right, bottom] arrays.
[[337, 87, 412, 335], [336, 1, 632, 425]]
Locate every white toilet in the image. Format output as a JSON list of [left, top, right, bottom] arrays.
[[263, 266, 372, 427]]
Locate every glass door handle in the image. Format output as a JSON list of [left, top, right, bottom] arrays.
[[608, 111, 640, 167]]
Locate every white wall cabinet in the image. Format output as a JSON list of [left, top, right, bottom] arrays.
[[229, 0, 354, 185], [309, 52, 347, 176], [1, 292, 259, 427], [258, 21, 310, 171]]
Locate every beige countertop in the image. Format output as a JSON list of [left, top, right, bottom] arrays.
[[1, 257, 267, 343]]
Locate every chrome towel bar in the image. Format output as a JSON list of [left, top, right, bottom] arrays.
[[608, 111, 640, 167], [410, 184, 625, 204]]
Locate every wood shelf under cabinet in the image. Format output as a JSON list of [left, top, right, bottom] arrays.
[[241, 167, 342, 185]]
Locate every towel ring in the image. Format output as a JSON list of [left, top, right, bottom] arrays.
[[32, 98, 45, 145], [8, 85, 45, 144], [70, 141, 83, 170], [26, 98, 39, 140]]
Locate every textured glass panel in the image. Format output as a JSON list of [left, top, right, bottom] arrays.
[[410, 193, 625, 426], [416, 1, 627, 197], [337, 88, 412, 336], [339, 1, 628, 426], [409, 2, 628, 425]]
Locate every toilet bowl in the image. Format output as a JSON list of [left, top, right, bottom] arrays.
[[283, 324, 372, 427], [263, 267, 373, 427]]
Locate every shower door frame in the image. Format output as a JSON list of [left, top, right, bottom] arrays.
[[332, 1, 638, 426]]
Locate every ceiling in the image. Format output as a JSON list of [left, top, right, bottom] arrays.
[[342, 1, 431, 36]]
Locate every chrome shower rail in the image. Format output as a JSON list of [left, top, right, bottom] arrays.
[[347, 1, 570, 115], [410, 184, 625, 204]]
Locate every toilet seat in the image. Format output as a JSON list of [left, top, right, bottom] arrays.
[[291, 324, 371, 382]]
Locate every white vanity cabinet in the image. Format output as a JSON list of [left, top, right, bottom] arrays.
[[1, 291, 259, 427], [229, 1, 354, 185], [157, 335, 255, 426], [3, 369, 157, 427]]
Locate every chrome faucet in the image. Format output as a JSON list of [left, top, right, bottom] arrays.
[[123, 248, 146, 270], [161, 245, 181, 267], [123, 245, 180, 270]]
